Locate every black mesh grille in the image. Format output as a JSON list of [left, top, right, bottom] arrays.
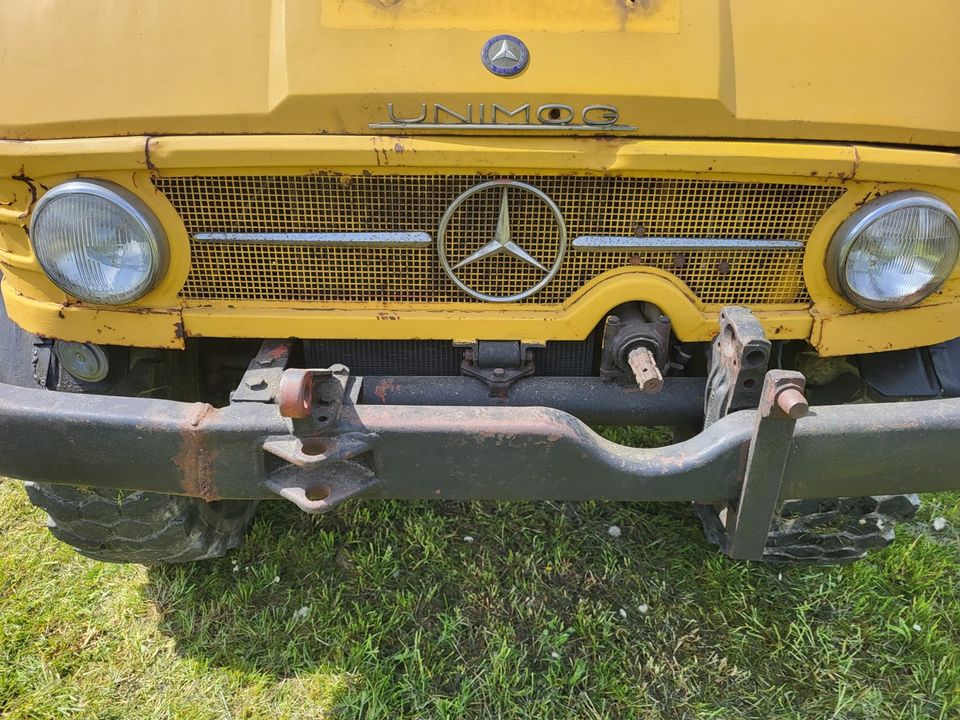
[[304, 339, 596, 376]]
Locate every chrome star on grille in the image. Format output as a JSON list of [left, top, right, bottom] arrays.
[[452, 187, 548, 272]]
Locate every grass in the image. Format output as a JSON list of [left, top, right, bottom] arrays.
[[0, 426, 958, 718]]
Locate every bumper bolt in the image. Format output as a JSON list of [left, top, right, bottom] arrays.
[[245, 375, 267, 391], [775, 387, 809, 419]]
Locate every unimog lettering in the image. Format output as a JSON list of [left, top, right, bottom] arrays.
[[372, 102, 633, 130]]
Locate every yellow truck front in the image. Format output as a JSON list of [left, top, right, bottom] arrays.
[[0, 0, 958, 564]]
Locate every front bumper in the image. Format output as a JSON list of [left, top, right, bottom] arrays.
[[2, 369, 959, 558]]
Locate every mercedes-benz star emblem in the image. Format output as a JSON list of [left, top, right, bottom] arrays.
[[481, 34, 529, 77], [438, 179, 567, 303]]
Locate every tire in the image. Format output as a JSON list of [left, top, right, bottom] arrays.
[[24, 482, 257, 564], [696, 494, 921, 564], [0, 282, 258, 563]]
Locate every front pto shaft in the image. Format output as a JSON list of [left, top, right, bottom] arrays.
[[628, 346, 664, 394]]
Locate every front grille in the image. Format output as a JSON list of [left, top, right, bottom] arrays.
[[304, 339, 596, 376], [155, 175, 844, 305]]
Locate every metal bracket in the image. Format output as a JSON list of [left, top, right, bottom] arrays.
[[723, 370, 808, 559], [263, 364, 381, 513], [703, 307, 771, 427], [262, 432, 380, 514], [460, 341, 537, 397], [264, 460, 380, 514], [230, 340, 294, 404], [263, 431, 378, 470], [32, 337, 54, 388], [697, 309, 809, 560], [277, 364, 350, 435]]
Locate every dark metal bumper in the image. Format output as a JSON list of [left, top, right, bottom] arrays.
[[2, 373, 960, 498], [3, 367, 960, 558]]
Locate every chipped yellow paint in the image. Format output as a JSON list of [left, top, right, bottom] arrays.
[[1, 283, 184, 350]]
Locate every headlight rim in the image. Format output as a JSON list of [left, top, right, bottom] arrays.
[[826, 189, 960, 312], [29, 178, 168, 305]]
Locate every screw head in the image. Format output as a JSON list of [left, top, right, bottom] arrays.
[[245, 375, 267, 391]]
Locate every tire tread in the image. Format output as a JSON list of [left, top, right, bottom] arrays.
[[24, 482, 257, 564]]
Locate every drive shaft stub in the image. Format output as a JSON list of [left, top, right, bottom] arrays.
[[627, 346, 664, 394]]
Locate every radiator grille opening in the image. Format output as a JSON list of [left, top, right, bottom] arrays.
[[155, 175, 844, 306], [304, 338, 597, 376]]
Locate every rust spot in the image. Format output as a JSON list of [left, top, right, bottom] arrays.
[[265, 342, 291, 362], [373, 378, 399, 404], [173, 321, 185, 339], [12, 171, 38, 217], [172, 403, 221, 501], [144, 137, 158, 172]]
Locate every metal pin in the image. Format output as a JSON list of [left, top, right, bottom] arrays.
[[775, 387, 809, 419], [627, 347, 664, 394]]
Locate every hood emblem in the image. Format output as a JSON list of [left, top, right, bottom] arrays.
[[438, 180, 567, 303], [482, 34, 529, 77]]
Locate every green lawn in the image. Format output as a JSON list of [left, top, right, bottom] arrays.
[[0, 466, 958, 718]]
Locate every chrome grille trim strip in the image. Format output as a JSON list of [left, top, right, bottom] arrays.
[[572, 236, 805, 251], [193, 232, 432, 245]]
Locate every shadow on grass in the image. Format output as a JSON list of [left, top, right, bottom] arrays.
[[141, 490, 960, 716], [141, 497, 793, 709]]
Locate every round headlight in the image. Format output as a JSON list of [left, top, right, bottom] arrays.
[[29, 179, 166, 304], [827, 191, 960, 311]]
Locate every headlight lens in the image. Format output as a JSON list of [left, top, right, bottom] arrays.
[[828, 191, 960, 311], [30, 180, 166, 304]]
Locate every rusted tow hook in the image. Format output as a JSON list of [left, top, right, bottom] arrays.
[[265, 365, 380, 514], [277, 368, 318, 419], [276, 366, 351, 432]]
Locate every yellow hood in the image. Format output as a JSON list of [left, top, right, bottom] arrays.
[[1, 0, 958, 146]]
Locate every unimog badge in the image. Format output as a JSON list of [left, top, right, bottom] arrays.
[[369, 101, 635, 130]]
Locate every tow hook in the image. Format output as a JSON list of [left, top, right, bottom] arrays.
[[262, 364, 380, 514]]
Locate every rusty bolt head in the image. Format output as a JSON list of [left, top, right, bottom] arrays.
[[245, 375, 267, 391], [775, 387, 809, 419], [492, 368, 506, 378]]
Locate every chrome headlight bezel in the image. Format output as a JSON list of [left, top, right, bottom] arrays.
[[29, 179, 168, 305], [826, 190, 960, 312]]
